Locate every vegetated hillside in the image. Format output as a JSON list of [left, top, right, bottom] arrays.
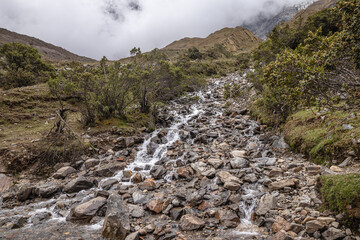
[[0, 28, 94, 62], [287, 0, 337, 27], [164, 27, 261, 54]]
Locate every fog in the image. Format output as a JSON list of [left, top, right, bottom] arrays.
[[0, 0, 310, 60]]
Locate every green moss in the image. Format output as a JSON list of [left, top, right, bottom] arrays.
[[284, 108, 360, 164], [319, 174, 360, 214]]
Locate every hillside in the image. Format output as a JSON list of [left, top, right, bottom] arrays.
[[0, 28, 94, 62], [164, 26, 261, 53]]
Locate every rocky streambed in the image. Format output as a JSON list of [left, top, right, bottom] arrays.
[[0, 73, 356, 240]]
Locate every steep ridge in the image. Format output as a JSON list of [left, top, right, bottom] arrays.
[[164, 27, 261, 53], [0, 28, 94, 62]]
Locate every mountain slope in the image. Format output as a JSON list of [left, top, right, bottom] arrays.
[[0, 28, 94, 62], [164, 26, 261, 53]]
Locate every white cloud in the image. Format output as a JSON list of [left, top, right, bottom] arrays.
[[0, 0, 308, 60]]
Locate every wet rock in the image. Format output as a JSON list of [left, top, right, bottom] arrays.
[[230, 157, 249, 169], [147, 199, 163, 214], [64, 176, 95, 193], [186, 189, 205, 206], [101, 178, 118, 190], [269, 179, 296, 190], [102, 193, 130, 240], [215, 209, 240, 228], [34, 184, 60, 198], [224, 182, 241, 191], [147, 142, 159, 155], [67, 196, 107, 222], [322, 227, 346, 240], [179, 214, 205, 231], [53, 166, 76, 179], [132, 191, 147, 205], [131, 173, 143, 184], [31, 212, 52, 225], [177, 166, 194, 178], [125, 232, 140, 240], [306, 220, 326, 234], [256, 194, 277, 216], [138, 179, 157, 191], [191, 162, 216, 178], [17, 184, 35, 201], [170, 207, 185, 220], [151, 166, 167, 180], [128, 204, 145, 218], [94, 163, 125, 177], [0, 174, 12, 193], [207, 158, 224, 169], [84, 158, 100, 169]]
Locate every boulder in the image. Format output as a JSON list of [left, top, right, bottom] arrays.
[[217, 171, 242, 184], [128, 204, 145, 218], [0, 174, 12, 193], [298, 195, 312, 208], [17, 184, 34, 201], [322, 227, 346, 240], [150, 166, 167, 180], [269, 179, 296, 190], [53, 166, 76, 179], [132, 191, 147, 205], [306, 220, 326, 234], [84, 158, 100, 169], [94, 163, 125, 177], [67, 197, 107, 222], [230, 150, 247, 158], [256, 194, 277, 216], [34, 184, 60, 198], [179, 214, 205, 231], [230, 157, 249, 169], [272, 217, 292, 233], [102, 193, 130, 240], [125, 232, 140, 240], [63, 176, 95, 193], [207, 158, 224, 169], [215, 209, 240, 228], [191, 162, 216, 178], [147, 199, 163, 214]]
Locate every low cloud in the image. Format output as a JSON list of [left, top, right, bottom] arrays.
[[0, 0, 309, 60]]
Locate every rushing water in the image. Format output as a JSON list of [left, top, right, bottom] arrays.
[[0, 74, 264, 238]]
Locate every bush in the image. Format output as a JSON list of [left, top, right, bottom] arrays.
[[187, 47, 203, 60], [0, 43, 55, 89]]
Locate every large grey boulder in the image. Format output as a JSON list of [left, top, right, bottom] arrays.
[[256, 194, 277, 215], [230, 157, 249, 169], [67, 197, 107, 222], [63, 176, 95, 193], [53, 166, 76, 179], [94, 163, 125, 177], [102, 193, 130, 240]]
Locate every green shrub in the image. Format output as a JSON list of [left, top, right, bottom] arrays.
[[0, 43, 55, 89]]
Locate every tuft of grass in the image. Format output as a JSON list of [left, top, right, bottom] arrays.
[[284, 108, 360, 164]]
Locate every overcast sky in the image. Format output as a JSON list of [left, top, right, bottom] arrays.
[[0, 0, 310, 60]]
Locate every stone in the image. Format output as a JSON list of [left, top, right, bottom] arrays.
[[317, 217, 336, 224], [207, 132, 218, 138], [131, 173, 143, 184], [151, 166, 167, 180], [342, 124, 354, 130], [125, 232, 140, 240], [207, 158, 224, 169], [322, 227, 346, 240], [230, 150, 247, 158], [298, 195, 312, 208], [270, 230, 290, 240], [224, 182, 241, 191], [306, 220, 326, 234], [128, 204, 145, 218], [84, 158, 100, 169], [217, 171, 242, 184], [179, 214, 205, 231], [330, 166, 343, 172], [138, 179, 157, 191], [53, 166, 76, 179], [339, 157, 352, 167], [269, 179, 296, 190], [94, 163, 125, 177], [17, 184, 34, 201], [67, 197, 107, 222], [31, 212, 52, 225], [272, 217, 292, 233], [256, 194, 277, 215], [177, 167, 194, 178], [191, 162, 216, 178], [0, 174, 12, 193], [147, 199, 163, 214], [34, 184, 60, 198], [215, 209, 240, 228], [170, 208, 185, 220], [64, 176, 95, 193], [291, 223, 304, 233], [101, 179, 118, 190], [102, 193, 130, 240], [272, 137, 289, 149], [132, 191, 147, 205], [230, 157, 249, 169]]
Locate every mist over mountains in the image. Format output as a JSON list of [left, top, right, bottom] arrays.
[[0, 0, 314, 60]]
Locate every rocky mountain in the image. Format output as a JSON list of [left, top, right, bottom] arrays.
[[163, 26, 261, 53], [243, 0, 336, 39], [0, 28, 94, 62]]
